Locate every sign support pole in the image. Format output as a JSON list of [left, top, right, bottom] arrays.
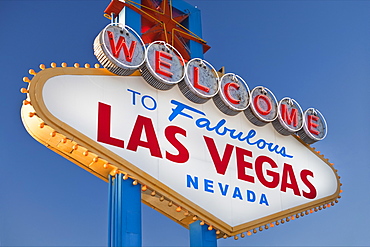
[[189, 220, 217, 247], [108, 174, 142, 247]]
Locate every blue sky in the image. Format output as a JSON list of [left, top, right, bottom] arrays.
[[1, 0, 370, 246]]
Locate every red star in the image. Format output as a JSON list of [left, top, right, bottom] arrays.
[[105, 0, 210, 61]]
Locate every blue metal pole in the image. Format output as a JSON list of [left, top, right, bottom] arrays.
[[114, 176, 118, 246], [108, 175, 113, 247], [108, 174, 142, 247], [190, 220, 217, 247], [117, 174, 123, 246]]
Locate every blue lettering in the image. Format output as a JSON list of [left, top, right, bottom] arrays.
[[141, 95, 157, 111], [218, 183, 229, 196], [267, 142, 278, 152], [169, 101, 293, 158], [214, 120, 228, 136], [196, 118, 210, 128], [185, 175, 271, 207], [168, 100, 205, 122], [228, 128, 244, 140], [247, 190, 256, 202], [195, 117, 293, 158], [245, 129, 257, 142], [195, 118, 228, 135], [256, 139, 266, 149], [259, 194, 269, 206], [187, 174, 198, 189], [127, 88, 141, 105], [204, 179, 214, 193], [278, 147, 289, 157], [232, 187, 243, 200]]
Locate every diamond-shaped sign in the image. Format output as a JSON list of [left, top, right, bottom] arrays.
[[21, 66, 340, 237]]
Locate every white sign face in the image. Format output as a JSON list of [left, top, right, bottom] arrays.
[[40, 74, 339, 227]]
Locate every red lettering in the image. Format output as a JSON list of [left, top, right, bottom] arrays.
[[193, 66, 210, 93], [281, 163, 301, 196], [204, 136, 234, 175], [255, 155, 279, 188], [281, 104, 298, 127], [236, 147, 255, 183], [224, 82, 240, 104], [300, 170, 317, 199], [126, 115, 163, 158], [97, 102, 124, 148], [254, 94, 272, 115], [107, 31, 137, 62], [165, 126, 189, 163], [307, 115, 320, 135], [155, 51, 173, 78]]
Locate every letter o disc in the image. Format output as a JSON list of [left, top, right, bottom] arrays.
[[298, 108, 327, 144], [213, 73, 250, 116], [140, 41, 185, 90], [178, 58, 219, 104], [272, 97, 304, 135], [94, 24, 145, 76], [244, 86, 278, 126]]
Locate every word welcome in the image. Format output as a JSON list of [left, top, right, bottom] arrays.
[[94, 24, 328, 144]]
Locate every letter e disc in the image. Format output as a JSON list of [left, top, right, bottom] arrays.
[[94, 24, 145, 76], [140, 41, 185, 90], [272, 97, 304, 135], [298, 108, 327, 144], [213, 73, 250, 116]]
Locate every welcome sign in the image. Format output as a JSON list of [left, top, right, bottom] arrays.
[[20, 1, 340, 238], [21, 65, 340, 237]]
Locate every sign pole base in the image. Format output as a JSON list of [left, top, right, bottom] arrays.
[[190, 220, 217, 247], [108, 174, 142, 247]]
